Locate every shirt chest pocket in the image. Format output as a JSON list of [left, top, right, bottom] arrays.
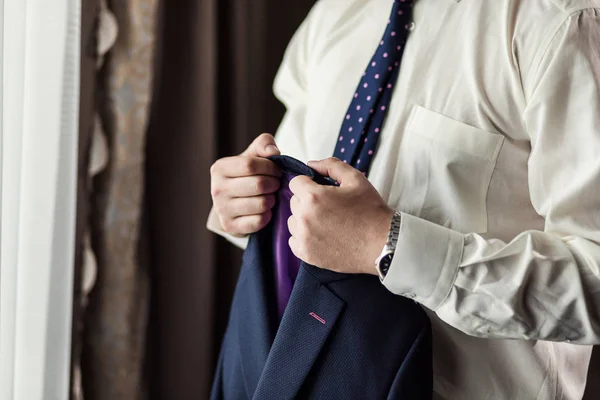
[[395, 105, 505, 234]]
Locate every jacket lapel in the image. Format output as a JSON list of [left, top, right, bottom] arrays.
[[253, 263, 345, 400], [236, 230, 277, 398]]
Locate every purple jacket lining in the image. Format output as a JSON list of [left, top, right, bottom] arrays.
[[273, 172, 302, 319]]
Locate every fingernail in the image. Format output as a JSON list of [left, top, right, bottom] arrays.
[[266, 145, 279, 154]]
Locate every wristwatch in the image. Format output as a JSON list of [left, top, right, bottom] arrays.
[[375, 211, 402, 281]]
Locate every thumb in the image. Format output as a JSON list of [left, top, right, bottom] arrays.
[[307, 157, 361, 187], [243, 133, 280, 158]]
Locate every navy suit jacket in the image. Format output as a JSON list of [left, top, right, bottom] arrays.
[[211, 156, 432, 400]]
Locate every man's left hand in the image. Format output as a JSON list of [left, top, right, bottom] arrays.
[[288, 157, 394, 275]]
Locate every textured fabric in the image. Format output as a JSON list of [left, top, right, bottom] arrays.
[[334, 0, 412, 174], [81, 0, 155, 398], [207, 1, 600, 399], [211, 155, 432, 400]]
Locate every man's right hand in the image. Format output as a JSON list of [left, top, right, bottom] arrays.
[[210, 133, 282, 237]]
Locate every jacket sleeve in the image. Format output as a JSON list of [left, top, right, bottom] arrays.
[[383, 9, 600, 344]]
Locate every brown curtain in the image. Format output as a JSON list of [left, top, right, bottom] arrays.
[[144, 1, 316, 398], [585, 350, 600, 398], [77, 0, 158, 398]]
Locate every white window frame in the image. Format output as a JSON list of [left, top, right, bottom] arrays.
[[0, 0, 80, 398]]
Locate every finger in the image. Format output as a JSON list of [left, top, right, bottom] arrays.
[[226, 211, 272, 236], [214, 156, 282, 178], [307, 157, 361, 186], [242, 133, 280, 158], [225, 175, 281, 197], [288, 175, 319, 197], [287, 215, 297, 236], [288, 236, 304, 260], [210, 172, 227, 198], [221, 194, 276, 218], [289, 195, 301, 216]]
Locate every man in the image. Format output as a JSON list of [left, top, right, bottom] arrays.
[[208, 0, 600, 398]]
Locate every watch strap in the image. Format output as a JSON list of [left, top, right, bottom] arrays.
[[375, 211, 402, 280], [387, 211, 402, 251]]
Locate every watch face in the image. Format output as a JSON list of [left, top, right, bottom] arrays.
[[380, 253, 393, 275]]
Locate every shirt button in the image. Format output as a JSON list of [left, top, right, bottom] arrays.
[[408, 22, 416, 31]]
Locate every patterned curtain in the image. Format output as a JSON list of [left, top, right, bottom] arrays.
[[76, 0, 158, 398]]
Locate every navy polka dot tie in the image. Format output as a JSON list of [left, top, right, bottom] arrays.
[[333, 0, 414, 175]]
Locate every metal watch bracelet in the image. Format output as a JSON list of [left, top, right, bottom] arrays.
[[375, 211, 402, 280]]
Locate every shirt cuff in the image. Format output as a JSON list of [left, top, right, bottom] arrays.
[[382, 212, 464, 311], [206, 207, 250, 250]]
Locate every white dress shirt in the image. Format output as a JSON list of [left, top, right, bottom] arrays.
[[207, 0, 600, 398]]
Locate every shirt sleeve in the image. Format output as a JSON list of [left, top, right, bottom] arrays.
[[206, 2, 323, 248], [383, 8, 600, 344]]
